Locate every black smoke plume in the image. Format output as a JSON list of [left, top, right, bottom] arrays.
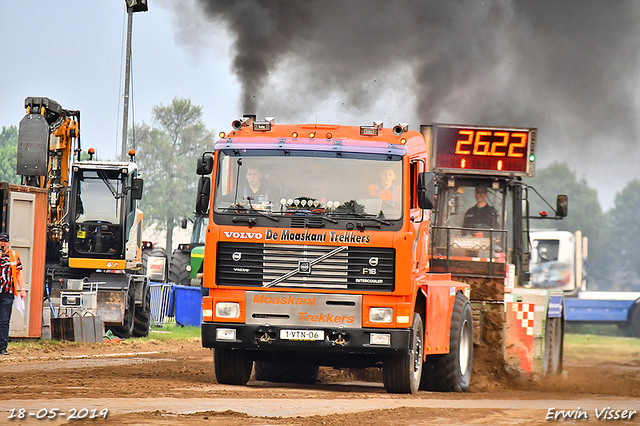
[[173, 0, 640, 206]]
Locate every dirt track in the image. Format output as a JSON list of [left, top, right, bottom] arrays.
[[1, 337, 639, 425]]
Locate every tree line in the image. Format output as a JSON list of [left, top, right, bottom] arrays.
[[526, 163, 640, 291], [0, 98, 636, 289]]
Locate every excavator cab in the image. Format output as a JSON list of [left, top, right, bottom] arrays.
[[67, 163, 144, 268]]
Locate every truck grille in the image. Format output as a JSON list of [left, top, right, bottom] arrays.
[[216, 242, 395, 291]]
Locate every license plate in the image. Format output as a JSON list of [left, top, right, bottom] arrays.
[[280, 329, 324, 341]]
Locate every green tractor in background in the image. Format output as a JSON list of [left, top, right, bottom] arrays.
[[168, 213, 207, 286], [189, 245, 205, 284]]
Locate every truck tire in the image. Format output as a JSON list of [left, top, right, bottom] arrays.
[[133, 286, 151, 337], [629, 303, 640, 338], [383, 312, 424, 394], [108, 291, 136, 338], [142, 246, 166, 278], [420, 292, 473, 392], [254, 360, 319, 384], [213, 348, 253, 385], [169, 250, 191, 286], [543, 316, 563, 375]]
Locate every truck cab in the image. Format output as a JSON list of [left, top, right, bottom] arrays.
[[531, 230, 640, 337], [529, 230, 586, 294]]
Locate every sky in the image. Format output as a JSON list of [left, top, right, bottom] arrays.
[[2, 1, 640, 210], [0, 1, 239, 160]]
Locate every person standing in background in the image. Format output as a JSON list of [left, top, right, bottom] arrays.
[[0, 232, 26, 356]]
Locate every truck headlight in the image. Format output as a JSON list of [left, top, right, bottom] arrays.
[[369, 307, 393, 323], [216, 328, 236, 341], [370, 333, 391, 345], [216, 302, 240, 318]]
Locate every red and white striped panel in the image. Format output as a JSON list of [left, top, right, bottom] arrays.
[[513, 302, 535, 336]]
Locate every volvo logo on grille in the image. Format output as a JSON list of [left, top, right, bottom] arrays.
[[298, 260, 311, 274], [369, 257, 379, 267], [232, 252, 242, 262]]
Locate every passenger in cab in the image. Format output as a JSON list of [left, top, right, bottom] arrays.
[[369, 167, 401, 207]]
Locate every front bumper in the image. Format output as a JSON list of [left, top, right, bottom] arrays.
[[202, 322, 411, 356]]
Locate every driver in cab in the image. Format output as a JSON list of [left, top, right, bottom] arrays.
[[369, 167, 401, 207], [463, 186, 499, 231], [241, 165, 279, 209], [243, 166, 268, 201]]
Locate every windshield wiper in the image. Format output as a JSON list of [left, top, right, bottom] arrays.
[[221, 207, 279, 225], [247, 207, 279, 222], [219, 204, 279, 219], [232, 216, 258, 227], [307, 211, 338, 224], [313, 214, 338, 224], [97, 171, 123, 199], [329, 212, 392, 226], [230, 206, 278, 228], [244, 198, 278, 222]]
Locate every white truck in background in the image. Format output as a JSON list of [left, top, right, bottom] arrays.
[[529, 230, 640, 337]]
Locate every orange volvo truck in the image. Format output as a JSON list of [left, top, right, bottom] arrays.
[[196, 117, 473, 394]]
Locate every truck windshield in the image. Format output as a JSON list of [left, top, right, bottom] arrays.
[[431, 182, 507, 273], [73, 170, 123, 255], [438, 184, 504, 231], [213, 152, 403, 220]]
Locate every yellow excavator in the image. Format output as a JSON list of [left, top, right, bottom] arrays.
[[17, 96, 149, 337]]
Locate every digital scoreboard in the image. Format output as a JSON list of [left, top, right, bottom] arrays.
[[427, 124, 536, 177]]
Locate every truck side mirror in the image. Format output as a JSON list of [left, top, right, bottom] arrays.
[[181, 217, 188, 229], [556, 195, 568, 218], [195, 176, 211, 215], [197, 153, 213, 175], [131, 178, 144, 200], [417, 172, 435, 210]]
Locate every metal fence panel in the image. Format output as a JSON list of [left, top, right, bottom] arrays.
[[150, 283, 176, 326]]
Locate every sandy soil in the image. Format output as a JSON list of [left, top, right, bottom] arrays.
[[1, 336, 639, 425]]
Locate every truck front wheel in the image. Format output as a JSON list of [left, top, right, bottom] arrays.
[[383, 312, 424, 394], [420, 292, 473, 392], [213, 348, 253, 385]]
